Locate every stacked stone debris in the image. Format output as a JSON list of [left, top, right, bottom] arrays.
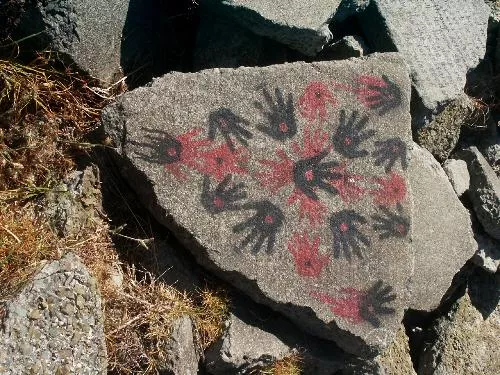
[[1, 0, 499, 374]]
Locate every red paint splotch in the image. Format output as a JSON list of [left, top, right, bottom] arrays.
[[164, 128, 212, 181], [330, 162, 367, 204], [288, 232, 329, 277], [370, 172, 407, 206], [310, 289, 364, 324], [287, 188, 328, 226], [356, 75, 389, 109], [298, 82, 337, 123], [256, 149, 295, 193], [291, 126, 331, 159], [197, 143, 250, 181]]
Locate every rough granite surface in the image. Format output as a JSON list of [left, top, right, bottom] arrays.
[[408, 144, 477, 312], [103, 53, 414, 357], [205, 313, 292, 374], [202, 0, 340, 56], [459, 147, 500, 240], [418, 269, 500, 375], [376, 325, 416, 375], [0, 253, 107, 375], [163, 316, 199, 375], [13, 0, 128, 84], [359, 0, 490, 126], [416, 95, 476, 162]]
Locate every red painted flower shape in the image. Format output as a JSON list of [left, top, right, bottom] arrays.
[[310, 289, 364, 324], [288, 232, 329, 277], [256, 149, 295, 193], [370, 172, 407, 206], [330, 162, 367, 204], [198, 144, 250, 181], [164, 128, 212, 181], [287, 188, 328, 227], [292, 126, 331, 159], [298, 82, 337, 123]]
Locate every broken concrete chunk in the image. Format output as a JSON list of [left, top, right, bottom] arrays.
[[443, 159, 470, 197], [359, 0, 490, 126], [103, 53, 414, 357], [459, 146, 500, 240], [11, 0, 128, 85], [202, 0, 339, 56], [0, 253, 107, 374], [409, 144, 477, 312]]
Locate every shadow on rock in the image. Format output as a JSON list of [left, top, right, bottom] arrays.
[[120, 0, 199, 89]]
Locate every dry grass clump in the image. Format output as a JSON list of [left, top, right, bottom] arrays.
[[0, 54, 110, 195], [105, 267, 229, 375], [0, 202, 60, 301], [256, 353, 303, 375]]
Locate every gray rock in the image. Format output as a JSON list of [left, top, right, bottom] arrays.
[[415, 95, 477, 162], [321, 35, 368, 60], [459, 147, 500, 240], [335, 0, 371, 23], [12, 0, 128, 84], [163, 316, 199, 375], [375, 325, 416, 375], [418, 268, 500, 375], [205, 313, 292, 374], [408, 144, 477, 312], [103, 54, 412, 355], [205, 297, 377, 375], [43, 165, 102, 237], [359, 0, 490, 127], [471, 231, 500, 273], [0, 253, 107, 374], [193, 7, 292, 71], [202, 0, 339, 56], [103, 53, 414, 357], [442, 159, 470, 197], [482, 137, 500, 176]]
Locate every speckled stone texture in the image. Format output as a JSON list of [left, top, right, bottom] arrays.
[[12, 0, 128, 84], [443, 159, 470, 197], [359, 0, 490, 126], [459, 147, 500, 240], [418, 268, 500, 375], [408, 144, 477, 312], [103, 53, 413, 357], [202, 0, 340, 56], [0, 253, 106, 375]]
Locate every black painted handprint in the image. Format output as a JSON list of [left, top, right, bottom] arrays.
[[133, 128, 183, 165], [201, 175, 247, 214], [254, 87, 297, 141], [293, 149, 341, 200], [359, 280, 396, 327], [333, 110, 375, 158], [329, 210, 371, 260], [358, 75, 402, 115], [372, 204, 409, 239], [233, 201, 284, 254], [208, 108, 252, 151], [372, 137, 408, 172]]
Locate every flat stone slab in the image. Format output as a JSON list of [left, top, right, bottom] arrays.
[[103, 53, 413, 357], [203, 0, 339, 56], [408, 144, 477, 312], [359, 0, 490, 125]]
